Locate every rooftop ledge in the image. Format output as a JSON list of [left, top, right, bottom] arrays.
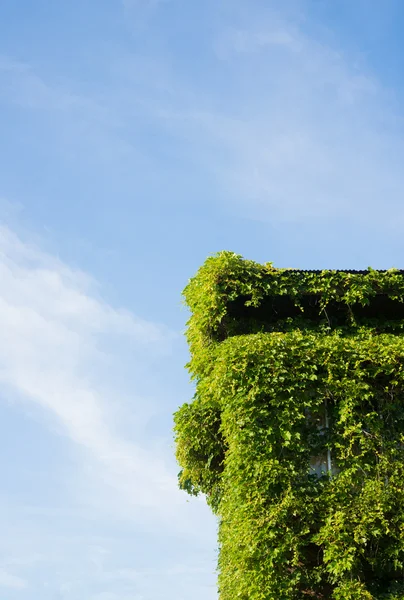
[[183, 252, 404, 340]]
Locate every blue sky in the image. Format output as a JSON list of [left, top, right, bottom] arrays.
[[1, 0, 404, 598]]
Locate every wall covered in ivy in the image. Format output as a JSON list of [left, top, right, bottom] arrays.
[[174, 252, 404, 599]]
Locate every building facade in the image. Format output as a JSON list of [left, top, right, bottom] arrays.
[[174, 252, 404, 600]]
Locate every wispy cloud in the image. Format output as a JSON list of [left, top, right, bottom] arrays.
[[122, 0, 168, 29], [0, 225, 181, 517], [158, 16, 404, 225], [113, 5, 404, 227], [0, 569, 27, 590], [0, 54, 144, 171], [215, 25, 299, 58], [0, 220, 219, 595], [3, 5, 404, 230], [0, 495, 217, 598]]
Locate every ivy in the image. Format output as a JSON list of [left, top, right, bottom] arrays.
[[174, 252, 404, 599]]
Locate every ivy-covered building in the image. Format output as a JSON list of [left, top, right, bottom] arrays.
[[174, 252, 404, 600]]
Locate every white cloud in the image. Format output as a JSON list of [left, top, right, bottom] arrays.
[[3, 5, 404, 230], [0, 569, 27, 589], [0, 225, 181, 517], [210, 22, 404, 223], [144, 9, 404, 227]]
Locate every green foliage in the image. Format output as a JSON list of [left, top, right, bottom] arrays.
[[174, 399, 226, 512], [174, 252, 404, 599]]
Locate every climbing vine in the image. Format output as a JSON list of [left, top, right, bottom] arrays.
[[174, 252, 404, 599]]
